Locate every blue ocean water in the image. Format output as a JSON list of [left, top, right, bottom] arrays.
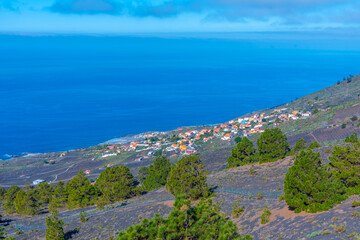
[[1, 32, 360, 158]]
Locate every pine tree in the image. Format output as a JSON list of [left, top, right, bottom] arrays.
[[329, 145, 360, 195], [344, 133, 358, 144], [3, 186, 21, 214], [308, 141, 321, 150], [166, 155, 210, 200], [37, 182, 53, 205], [14, 189, 39, 216], [257, 128, 290, 162], [292, 138, 307, 154], [227, 137, 257, 168], [143, 156, 171, 191], [66, 171, 98, 209], [49, 181, 68, 213], [117, 196, 252, 240], [138, 167, 149, 182], [45, 213, 65, 240], [96, 165, 135, 206], [284, 150, 347, 213], [0, 187, 6, 201]]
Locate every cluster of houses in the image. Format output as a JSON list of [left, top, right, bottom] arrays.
[[98, 108, 317, 160]]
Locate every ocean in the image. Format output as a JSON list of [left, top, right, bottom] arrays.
[[1, 32, 360, 158]]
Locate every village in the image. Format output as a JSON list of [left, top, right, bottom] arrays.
[[95, 108, 317, 161]]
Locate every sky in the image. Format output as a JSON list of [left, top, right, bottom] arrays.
[[1, 0, 360, 34]]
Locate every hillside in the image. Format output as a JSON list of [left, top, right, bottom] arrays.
[[1, 73, 360, 239]]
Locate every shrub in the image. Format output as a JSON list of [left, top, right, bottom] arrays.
[[351, 211, 360, 218], [351, 116, 358, 121], [329, 145, 360, 195], [256, 193, 264, 200], [143, 156, 171, 191], [166, 155, 210, 200], [234, 136, 242, 144], [306, 230, 323, 238], [284, 151, 347, 213], [342, 123, 347, 129], [80, 211, 88, 222], [249, 166, 258, 176], [257, 128, 290, 162], [227, 137, 257, 168], [352, 200, 360, 207], [232, 200, 245, 218], [260, 207, 271, 224], [308, 141, 321, 150], [117, 196, 253, 240]]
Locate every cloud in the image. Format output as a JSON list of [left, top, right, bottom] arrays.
[[0, 0, 21, 11], [47, 0, 360, 26], [49, 0, 120, 14]]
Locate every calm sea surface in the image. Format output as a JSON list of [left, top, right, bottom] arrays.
[[1, 32, 360, 158]]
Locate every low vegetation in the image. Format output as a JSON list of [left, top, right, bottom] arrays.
[[117, 196, 253, 240]]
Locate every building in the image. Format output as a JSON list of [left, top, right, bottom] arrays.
[[32, 179, 45, 185]]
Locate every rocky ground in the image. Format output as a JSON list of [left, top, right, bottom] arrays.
[[3, 155, 360, 240]]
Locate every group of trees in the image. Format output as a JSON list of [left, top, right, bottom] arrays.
[[284, 137, 360, 213], [117, 196, 252, 240], [139, 155, 210, 200], [0, 165, 139, 216], [1, 154, 210, 218], [227, 128, 290, 168]]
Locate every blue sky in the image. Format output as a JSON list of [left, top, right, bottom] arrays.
[[1, 0, 360, 34]]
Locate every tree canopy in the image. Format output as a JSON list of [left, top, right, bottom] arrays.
[[329, 145, 360, 195], [143, 156, 172, 191], [257, 128, 290, 162], [66, 171, 98, 209], [3, 185, 21, 214], [284, 150, 347, 213], [166, 155, 210, 200], [117, 196, 252, 240], [227, 137, 257, 168], [96, 165, 135, 206], [45, 213, 65, 240], [292, 138, 307, 154]]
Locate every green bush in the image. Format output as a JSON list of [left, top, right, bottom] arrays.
[[352, 200, 360, 207], [260, 207, 271, 224], [308, 141, 321, 150], [227, 137, 257, 168], [143, 156, 171, 191], [117, 196, 253, 240], [80, 211, 88, 222], [257, 128, 290, 162], [166, 155, 210, 200], [284, 150, 347, 213], [232, 200, 245, 218]]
